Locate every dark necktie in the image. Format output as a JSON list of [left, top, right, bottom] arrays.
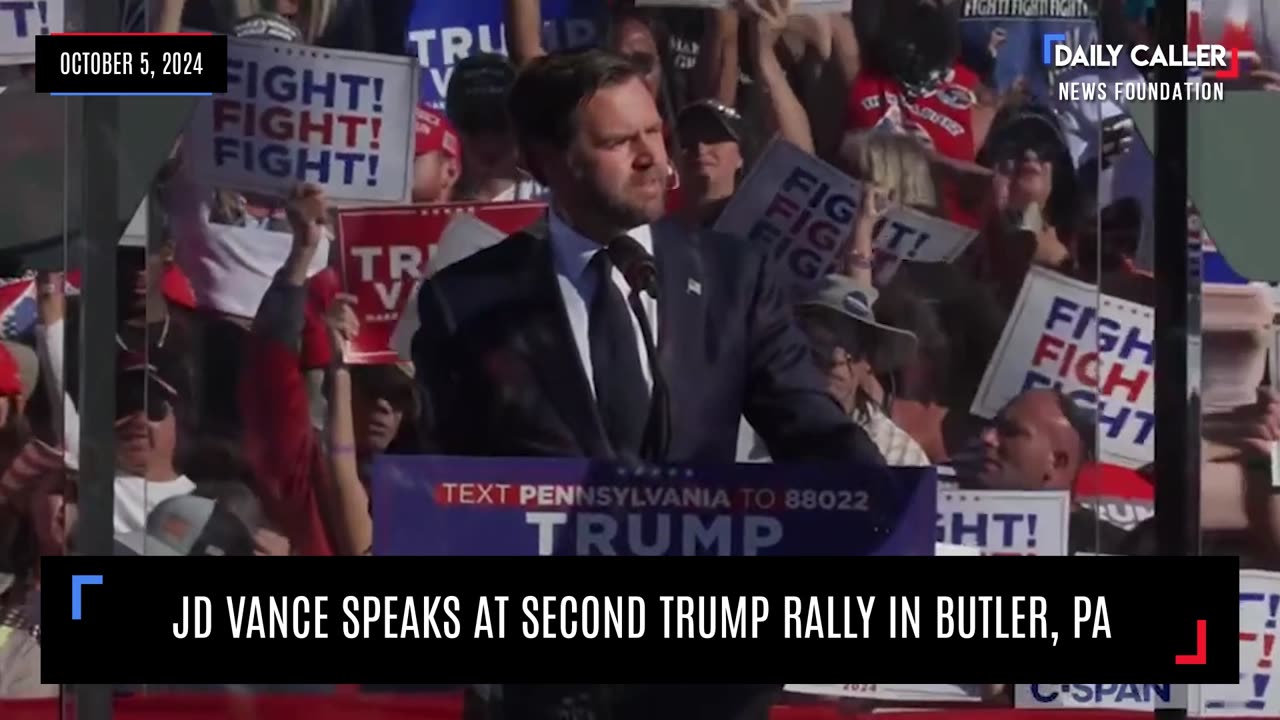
[[588, 246, 652, 461]]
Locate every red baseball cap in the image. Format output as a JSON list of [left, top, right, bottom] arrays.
[[415, 104, 461, 160]]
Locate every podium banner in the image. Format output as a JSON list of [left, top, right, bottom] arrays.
[[373, 457, 937, 556]]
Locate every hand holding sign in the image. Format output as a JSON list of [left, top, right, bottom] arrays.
[[858, 184, 892, 226], [716, 139, 975, 299], [286, 183, 329, 252], [325, 292, 360, 365], [846, 182, 888, 280], [283, 183, 330, 286]]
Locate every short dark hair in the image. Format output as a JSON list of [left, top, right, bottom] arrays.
[[507, 49, 645, 182]]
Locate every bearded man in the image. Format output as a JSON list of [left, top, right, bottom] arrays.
[[410, 48, 884, 466]]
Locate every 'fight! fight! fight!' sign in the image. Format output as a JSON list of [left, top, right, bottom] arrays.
[[972, 267, 1155, 469], [187, 38, 417, 203]]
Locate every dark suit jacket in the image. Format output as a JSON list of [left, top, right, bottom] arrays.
[[412, 215, 885, 465]]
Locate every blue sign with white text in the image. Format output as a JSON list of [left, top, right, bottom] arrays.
[[373, 456, 937, 556], [405, 0, 600, 108]]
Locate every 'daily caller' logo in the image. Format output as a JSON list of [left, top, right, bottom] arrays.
[[1041, 34, 1239, 79]]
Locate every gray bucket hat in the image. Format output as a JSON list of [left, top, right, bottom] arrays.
[[795, 274, 918, 373]]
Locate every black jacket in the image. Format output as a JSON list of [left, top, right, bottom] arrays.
[[412, 215, 885, 466]]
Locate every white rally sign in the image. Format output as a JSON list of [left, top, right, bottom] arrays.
[[0, 0, 63, 65], [972, 266, 1155, 468], [785, 684, 982, 703], [716, 138, 974, 299], [186, 38, 417, 203], [936, 489, 1070, 556], [1197, 570, 1280, 716]]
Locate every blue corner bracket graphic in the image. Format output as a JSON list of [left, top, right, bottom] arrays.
[[71, 574, 103, 620], [1042, 33, 1067, 65]]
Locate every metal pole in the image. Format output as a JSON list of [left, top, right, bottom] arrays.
[[1152, 0, 1199, 557], [70, 0, 119, 716], [1152, 5, 1198, 718]]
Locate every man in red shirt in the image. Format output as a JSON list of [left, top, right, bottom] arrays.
[[847, 0, 977, 158], [846, 0, 995, 228]]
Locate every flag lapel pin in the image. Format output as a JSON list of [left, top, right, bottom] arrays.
[[687, 279, 702, 296]]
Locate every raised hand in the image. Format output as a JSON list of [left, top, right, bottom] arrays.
[[741, 0, 791, 52], [281, 183, 329, 286], [325, 292, 360, 365], [285, 182, 328, 254]]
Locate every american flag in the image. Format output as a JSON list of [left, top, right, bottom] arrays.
[[0, 278, 37, 341], [0, 438, 71, 508], [0, 272, 81, 340]]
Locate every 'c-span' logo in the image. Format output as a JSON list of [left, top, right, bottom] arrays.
[[1015, 684, 1188, 709]]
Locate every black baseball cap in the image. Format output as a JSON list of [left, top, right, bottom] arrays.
[[676, 99, 744, 146], [445, 53, 517, 135], [116, 347, 186, 422]]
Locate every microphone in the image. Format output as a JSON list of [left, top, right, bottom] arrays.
[[607, 235, 659, 299], [606, 235, 668, 461]]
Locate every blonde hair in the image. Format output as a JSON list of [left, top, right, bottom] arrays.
[[233, 0, 335, 43], [838, 131, 939, 213]]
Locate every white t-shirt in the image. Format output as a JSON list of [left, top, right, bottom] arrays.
[[36, 319, 198, 535], [113, 474, 196, 535]]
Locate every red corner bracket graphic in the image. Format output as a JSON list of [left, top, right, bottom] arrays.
[[1175, 620, 1208, 665]]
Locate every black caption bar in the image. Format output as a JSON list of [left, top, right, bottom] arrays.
[[42, 556, 1239, 684], [34, 33, 227, 94]]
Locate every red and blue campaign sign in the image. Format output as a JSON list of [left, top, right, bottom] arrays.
[[1198, 570, 1280, 714], [187, 38, 417, 203], [973, 267, 1154, 469], [372, 456, 937, 556], [406, 0, 600, 108]]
